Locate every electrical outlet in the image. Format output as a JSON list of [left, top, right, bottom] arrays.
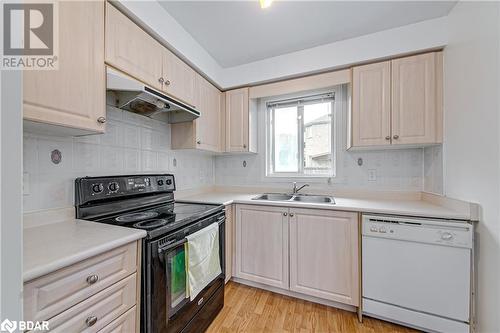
[[368, 169, 377, 182]]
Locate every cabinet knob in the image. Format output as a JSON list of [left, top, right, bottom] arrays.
[[165, 79, 171, 86], [243, 144, 247, 149], [86, 274, 99, 285], [158, 77, 164, 84], [85, 316, 97, 327], [196, 140, 201, 144], [283, 212, 287, 216], [289, 213, 294, 217], [393, 135, 399, 140], [97, 117, 106, 124], [385, 136, 391, 140]]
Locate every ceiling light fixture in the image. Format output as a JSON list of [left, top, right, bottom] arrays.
[[259, 0, 273, 9]]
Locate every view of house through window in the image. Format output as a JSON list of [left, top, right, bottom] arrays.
[[268, 93, 334, 177]]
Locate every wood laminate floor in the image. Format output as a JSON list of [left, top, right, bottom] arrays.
[[207, 281, 418, 333]]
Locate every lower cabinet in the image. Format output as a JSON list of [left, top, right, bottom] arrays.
[[224, 204, 234, 284], [24, 241, 141, 332], [234, 204, 359, 307], [289, 209, 359, 306], [235, 205, 289, 289]]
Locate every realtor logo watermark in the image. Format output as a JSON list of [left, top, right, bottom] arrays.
[[1, 1, 58, 70], [0, 319, 49, 332]]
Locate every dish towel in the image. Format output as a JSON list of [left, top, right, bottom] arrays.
[[185, 222, 221, 301]]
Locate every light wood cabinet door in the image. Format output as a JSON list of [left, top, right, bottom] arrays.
[[23, 1, 105, 133], [289, 209, 359, 306], [235, 205, 289, 289], [105, 2, 163, 90], [391, 52, 441, 145], [224, 205, 234, 284], [225, 88, 249, 152], [162, 48, 196, 107], [351, 61, 391, 147], [195, 76, 221, 152]]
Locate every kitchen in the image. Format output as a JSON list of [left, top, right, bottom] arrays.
[[1, 1, 499, 333]]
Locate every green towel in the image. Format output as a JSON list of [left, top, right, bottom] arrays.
[[170, 246, 187, 304]]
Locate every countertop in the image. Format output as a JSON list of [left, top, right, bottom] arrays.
[[178, 191, 477, 221], [24, 219, 146, 282]]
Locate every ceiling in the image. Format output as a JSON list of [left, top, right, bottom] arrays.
[[159, 1, 456, 68]]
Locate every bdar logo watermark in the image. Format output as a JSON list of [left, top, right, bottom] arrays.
[[1, 1, 59, 70], [0, 319, 49, 332]]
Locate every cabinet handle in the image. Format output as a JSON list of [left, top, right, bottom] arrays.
[[385, 136, 391, 140], [289, 213, 294, 217], [196, 140, 201, 144], [158, 77, 164, 84], [97, 117, 106, 124], [85, 316, 97, 327], [165, 79, 171, 86], [393, 135, 399, 140], [86, 274, 99, 285], [283, 212, 287, 217]]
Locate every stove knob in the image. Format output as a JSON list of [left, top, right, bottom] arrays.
[[166, 179, 172, 186], [157, 179, 164, 186], [92, 183, 103, 194], [108, 182, 119, 193]]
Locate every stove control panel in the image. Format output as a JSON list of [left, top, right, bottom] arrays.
[[76, 174, 175, 204]]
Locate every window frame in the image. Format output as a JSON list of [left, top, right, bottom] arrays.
[[266, 91, 336, 178]]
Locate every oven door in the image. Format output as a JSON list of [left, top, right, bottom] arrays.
[[148, 212, 225, 333]]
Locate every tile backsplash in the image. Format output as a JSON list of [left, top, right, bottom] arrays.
[[23, 107, 215, 212]]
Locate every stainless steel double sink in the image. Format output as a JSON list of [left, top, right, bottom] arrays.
[[252, 193, 336, 204]]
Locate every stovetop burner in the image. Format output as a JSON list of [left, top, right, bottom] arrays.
[[116, 211, 159, 224], [133, 219, 168, 230]]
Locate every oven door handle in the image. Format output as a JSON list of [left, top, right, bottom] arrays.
[[158, 238, 187, 255]]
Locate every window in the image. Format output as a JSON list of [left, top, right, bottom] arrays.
[[267, 92, 334, 177]]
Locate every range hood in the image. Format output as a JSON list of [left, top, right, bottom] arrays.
[[106, 67, 200, 123]]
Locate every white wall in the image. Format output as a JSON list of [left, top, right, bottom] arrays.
[[1, 71, 23, 321], [443, 2, 500, 332], [23, 107, 215, 212], [215, 86, 424, 192]]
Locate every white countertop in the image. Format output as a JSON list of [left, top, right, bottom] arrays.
[[24, 219, 146, 282], [178, 191, 476, 221]]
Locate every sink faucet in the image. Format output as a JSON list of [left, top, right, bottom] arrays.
[[292, 182, 309, 194]]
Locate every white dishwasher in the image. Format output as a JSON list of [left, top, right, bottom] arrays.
[[362, 214, 474, 333]]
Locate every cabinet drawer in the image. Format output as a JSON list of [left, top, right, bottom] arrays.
[[24, 242, 137, 322], [44, 273, 136, 333], [99, 306, 137, 333]]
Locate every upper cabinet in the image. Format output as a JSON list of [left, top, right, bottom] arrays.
[[391, 53, 442, 145], [105, 2, 163, 91], [224, 88, 257, 153], [171, 76, 222, 153], [105, 2, 196, 107], [23, 1, 106, 134], [349, 51, 443, 149], [351, 61, 391, 147], [162, 49, 196, 107]]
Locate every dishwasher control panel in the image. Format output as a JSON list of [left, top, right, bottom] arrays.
[[362, 215, 473, 248]]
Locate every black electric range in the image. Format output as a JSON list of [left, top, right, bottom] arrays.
[[75, 174, 225, 333]]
